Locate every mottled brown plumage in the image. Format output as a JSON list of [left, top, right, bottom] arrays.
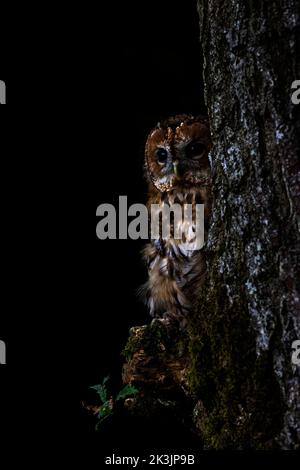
[[142, 115, 212, 325]]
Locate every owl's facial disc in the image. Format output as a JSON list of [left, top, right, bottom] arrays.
[[151, 142, 208, 192], [145, 116, 212, 193]]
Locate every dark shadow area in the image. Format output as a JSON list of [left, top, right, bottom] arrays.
[[0, 0, 206, 456], [74, 1, 207, 452]]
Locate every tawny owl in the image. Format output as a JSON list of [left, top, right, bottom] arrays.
[[142, 114, 212, 325]]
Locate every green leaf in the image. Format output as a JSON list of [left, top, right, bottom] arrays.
[[90, 376, 110, 403], [116, 384, 139, 401], [98, 401, 113, 419]]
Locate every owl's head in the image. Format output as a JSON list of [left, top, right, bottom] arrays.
[[145, 115, 212, 193]]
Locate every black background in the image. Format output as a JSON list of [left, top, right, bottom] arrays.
[[86, 0, 206, 453], [0, 0, 206, 459]]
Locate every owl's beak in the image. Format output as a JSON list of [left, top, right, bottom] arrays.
[[173, 160, 180, 177]]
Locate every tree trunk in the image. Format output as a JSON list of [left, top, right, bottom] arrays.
[[191, 0, 300, 449]]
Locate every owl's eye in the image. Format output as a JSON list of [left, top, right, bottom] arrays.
[[156, 148, 168, 164], [186, 142, 206, 159]]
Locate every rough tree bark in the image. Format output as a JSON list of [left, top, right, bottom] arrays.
[[191, 0, 300, 449], [122, 0, 300, 450]]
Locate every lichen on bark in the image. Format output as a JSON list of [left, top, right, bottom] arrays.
[[192, 0, 300, 449]]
